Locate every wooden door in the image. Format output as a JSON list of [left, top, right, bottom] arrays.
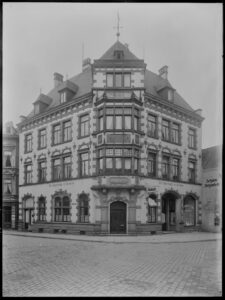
[[110, 201, 126, 233]]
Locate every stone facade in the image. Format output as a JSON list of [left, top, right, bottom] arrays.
[[17, 40, 204, 234], [3, 122, 19, 229]]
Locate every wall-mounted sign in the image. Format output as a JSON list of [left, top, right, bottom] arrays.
[[205, 178, 220, 188]]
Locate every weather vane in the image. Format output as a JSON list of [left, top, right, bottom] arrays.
[[113, 12, 123, 41]]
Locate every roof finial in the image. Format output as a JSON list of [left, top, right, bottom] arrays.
[[113, 12, 123, 41]]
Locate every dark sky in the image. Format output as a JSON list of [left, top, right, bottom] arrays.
[[3, 3, 222, 149]]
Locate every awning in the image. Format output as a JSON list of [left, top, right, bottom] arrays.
[[148, 198, 157, 207]]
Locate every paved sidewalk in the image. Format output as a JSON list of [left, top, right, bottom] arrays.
[[3, 229, 222, 244]]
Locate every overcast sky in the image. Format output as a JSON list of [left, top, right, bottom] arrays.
[[3, 3, 222, 149]]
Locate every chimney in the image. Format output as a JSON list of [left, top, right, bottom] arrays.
[[54, 72, 63, 87], [158, 65, 168, 80], [82, 58, 91, 72]]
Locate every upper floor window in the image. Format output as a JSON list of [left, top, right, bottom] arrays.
[[162, 120, 170, 141], [134, 108, 139, 131], [25, 163, 32, 184], [147, 152, 157, 177], [106, 73, 131, 88], [25, 134, 32, 153], [188, 128, 196, 149], [79, 114, 90, 137], [171, 123, 180, 144], [188, 161, 196, 183], [38, 160, 47, 182], [52, 158, 61, 180], [63, 156, 72, 179], [38, 128, 47, 149], [147, 114, 157, 138], [52, 153, 72, 181], [53, 124, 61, 145], [172, 158, 180, 181], [104, 107, 138, 131], [162, 155, 170, 179], [4, 179, 12, 194], [4, 151, 12, 167], [60, 91, 66, 104], [63, 120, 72, 142], [38, 197, 46, 221], [54, 195, 71, 222], [80, 152, 89, 177], [98, 108, 104, 131]]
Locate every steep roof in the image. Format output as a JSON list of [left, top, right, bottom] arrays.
[[99, 40, 139, 60], [202, 145, 222, 170]]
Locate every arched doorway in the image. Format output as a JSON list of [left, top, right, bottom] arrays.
[[162, 192, 179, 231], [110, 201, 126, 234]]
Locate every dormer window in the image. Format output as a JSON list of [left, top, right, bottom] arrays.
[[60, 91, 67, 104], [114, 50, 124, 60]]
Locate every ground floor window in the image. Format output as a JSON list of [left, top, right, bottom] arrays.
[[4, 206, 11, 223], [147, 193, 157, 223], [183, 196, 196, 226], [54, 195, 71, 222], [78, 193, 89, 223], [38, 197, 46, 221]]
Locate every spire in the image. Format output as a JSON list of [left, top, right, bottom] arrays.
[[113, 12, 123, 41]]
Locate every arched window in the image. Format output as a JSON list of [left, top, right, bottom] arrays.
[[183, 196, 196, 226], [147, 193, 157, 223], [78, 194, 89, 223], [38, 197, 46, 221], [54, 195, 70, 222]]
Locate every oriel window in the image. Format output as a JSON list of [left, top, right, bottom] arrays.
[[4, 151, 12, 167]]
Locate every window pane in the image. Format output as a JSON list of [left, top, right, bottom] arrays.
[[124, 158, 131, 169], [115, 158, 122, 170], [183, 197, 195, 226], [106, 116, 113, 129], [134, 116, 138, 130], [99, 116, 103, 131], [124, 73, 131, 87], [115, 116, 122, 129], [115, 149, 123, 156], [106, 149, 114, 156], [115, 74, 122, 87], [124, 116, 132, 129], [106, 74, 113, 87], [106, 158, 113, 169]]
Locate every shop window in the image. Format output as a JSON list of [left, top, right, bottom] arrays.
[[38, 197, 46, 221], [183, 196, 195, 226], [54, 195, 71, 222], [147, 194, 157, 223], [78, 194, 89, 223]]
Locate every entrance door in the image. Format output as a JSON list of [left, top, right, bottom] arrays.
[[162, 193, 176, 231], [110, 201, 126, 234], [24, 209, 34, 229]]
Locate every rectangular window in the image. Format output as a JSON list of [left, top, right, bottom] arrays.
[[115, 115, 123, 130], [115, 157, 122, 173], [60, 92, 66, 103], [162, 120, 170, 141], [162, 156, 170, 179], [105, 157, 113, 173], [53, 124, 61, 145], [63, 156, 72, 179], [63, 120, 72, 142], [38, 198, 46, 221], [124, 116, 132, 130], [80, 152, 89, 176], [98, 149, 104, 175], [106, 73, 113, 87], [115, 73, 122, 87], [106, 115, 113, 130], [38, 161, 47, 182], [39, 129, 47, 149], [147, 114, 157, 138], [80, 115, 90, 137], [148, 206, 157, 223], [124, 73, 131, 87], [4, 179, 12, 194], [25, 164, 32, 184], [171, 123, 179, 144], [53, 158, 61, 180], [4, 151, 12, 167], [188, 161, 196, 183], [134, 108, 139, 131], [25, 134, 32, 153], [147, 152, 156, 177], [188, 128, 196, 148], [172, 158, 179, 181]]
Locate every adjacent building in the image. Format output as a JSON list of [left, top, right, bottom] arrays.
[[3, 122, 19, 229], [17, 39, 204, 234], [201, 145, 222, 233]]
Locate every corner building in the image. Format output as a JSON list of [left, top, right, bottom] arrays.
[[18, 40, 204, 234]]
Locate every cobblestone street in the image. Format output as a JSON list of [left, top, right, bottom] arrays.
[[3, 232, 222, 297]]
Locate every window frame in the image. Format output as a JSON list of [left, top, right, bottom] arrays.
[[38, 128, 47, 149], [4, 179, 12, 195], [38, 159, 47, 183], [188, 127, 197, 149], [106, 72, 132, 88], [79, 114, 90, 138], [188, 160, 196, 183], [38, 197, 46, 221], [147, 151, 157, 177], [147, 114, 157, 138], [24, 163, 32, 184], [25, 133, 32, 153], [54, 195, 71, 222], [79, 151, 90, 177], [78, 194, 89, 223]]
